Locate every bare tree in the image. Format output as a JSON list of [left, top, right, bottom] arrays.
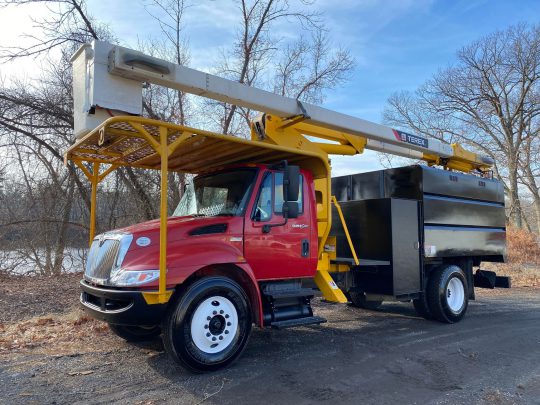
[[519, 126, 540, 232], [143, 0, 193, 207], [273, 30, 354, 103], [203, 0, 353, 136], [0, 0, 160, 274], [384, 24, 540, 228], [0, 0, 166, 219], [0, 0, 114, 60]]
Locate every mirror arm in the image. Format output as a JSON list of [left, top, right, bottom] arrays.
[[262, 216, 288, 234]]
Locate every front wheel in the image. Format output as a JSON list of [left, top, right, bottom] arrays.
[[427, 264, 468, 323], [162, 277, 252, 372]]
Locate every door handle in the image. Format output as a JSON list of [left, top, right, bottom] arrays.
[[301, 239, 309, 257]]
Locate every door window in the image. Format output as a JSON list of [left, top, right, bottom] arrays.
[[254, 174, 272, 222]]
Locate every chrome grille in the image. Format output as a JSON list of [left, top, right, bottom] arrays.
[[85, 233, 132, 284]]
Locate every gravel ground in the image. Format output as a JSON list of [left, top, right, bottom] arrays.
[[1, 274, 539, 405]]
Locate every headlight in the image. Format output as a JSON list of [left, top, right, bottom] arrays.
[[108, 269, 160, 286]]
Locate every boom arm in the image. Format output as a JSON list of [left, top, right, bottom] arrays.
[[72, 41, 493, 173]]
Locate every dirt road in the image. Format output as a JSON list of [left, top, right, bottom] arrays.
[[1, 274, 539, 404]]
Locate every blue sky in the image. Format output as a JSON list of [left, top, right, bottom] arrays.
[[1, 0, 539, 174]]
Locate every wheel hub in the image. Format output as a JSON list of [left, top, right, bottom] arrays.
[[191, 296, 238, 354], [446, 277, 465, 313], [209, 315, 226, 335]]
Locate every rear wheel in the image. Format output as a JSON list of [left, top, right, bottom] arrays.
[[348, 290, 382, 310], [413, 271, 432, 319], [108, 324, 161, 342], [427, 264, 468, 323], [413, 295, 432, 319], [162, 277, 252, 372]]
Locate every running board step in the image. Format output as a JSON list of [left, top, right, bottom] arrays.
[[263, 288, 315, 299], [270, 316, 327, 330]]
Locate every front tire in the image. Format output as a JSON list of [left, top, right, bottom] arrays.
[[427, 264, 468, 323], [108, 324, 161, 342], [162, 277, 252, 372]]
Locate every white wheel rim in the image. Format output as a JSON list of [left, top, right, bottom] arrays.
[[190, 296, 238, 354], [446, 277, 465, 313]]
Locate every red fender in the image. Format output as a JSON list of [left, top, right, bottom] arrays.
[[123, 239, 264, 326]]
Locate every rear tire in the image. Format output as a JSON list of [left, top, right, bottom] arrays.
[[426, 264, 468, 323], [348, 290, 382, 310], [108, 324, 161, 342], [413, 295, 432, 320], [413, 271, 432, 319], [162, 276, 252, 372]]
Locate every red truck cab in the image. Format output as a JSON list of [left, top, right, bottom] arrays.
[[80, 163, 317, 371]]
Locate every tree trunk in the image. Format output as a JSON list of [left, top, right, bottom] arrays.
[[120, 168, 157, 220], [507, 162, 522, 228], [52, 177, 76, 275], [533, 196, 540, 234]]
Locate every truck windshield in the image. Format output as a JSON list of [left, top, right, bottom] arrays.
[[173, 169, 256, 217]]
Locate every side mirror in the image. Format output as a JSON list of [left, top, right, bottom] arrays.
[[284, 165, 300, 201], [282, 201, 299, 219]]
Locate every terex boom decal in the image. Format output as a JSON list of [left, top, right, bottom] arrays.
[[392, 129, 429, 149]]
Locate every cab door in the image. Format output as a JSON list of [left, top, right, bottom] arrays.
[[244, 170, 313, 280]]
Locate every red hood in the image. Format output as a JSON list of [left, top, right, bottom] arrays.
[[118, 215, 196, 234], [113, 215, 234, 246]]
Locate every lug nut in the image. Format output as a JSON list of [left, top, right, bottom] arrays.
[[207, 316, 211, 321], [213, 310, 217, 315], [206, 332, 211, 337], [212, 337, 217, 341], [225, 330, 229, 334], [219, 336, 223, 340], [225, 314, 230, 319], [220, 310, 224, 314], [227, 322, 231, 326], [204, 325, 208, 329]]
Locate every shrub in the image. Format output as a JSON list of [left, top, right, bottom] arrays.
[[506, 227, 540, 265]]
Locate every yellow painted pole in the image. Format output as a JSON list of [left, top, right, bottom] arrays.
[[89, 162, 100, 246], [158, 127, 168, 301], [317, 175, 333, 257], [331, 196, 359, 266]]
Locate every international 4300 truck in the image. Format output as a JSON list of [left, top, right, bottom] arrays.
[[65, 41, 509, 372]]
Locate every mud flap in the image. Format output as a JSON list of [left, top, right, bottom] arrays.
[[474, 270, 511, 289]]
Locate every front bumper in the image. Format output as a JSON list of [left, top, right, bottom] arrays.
[[80, 280, 167, 326]]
